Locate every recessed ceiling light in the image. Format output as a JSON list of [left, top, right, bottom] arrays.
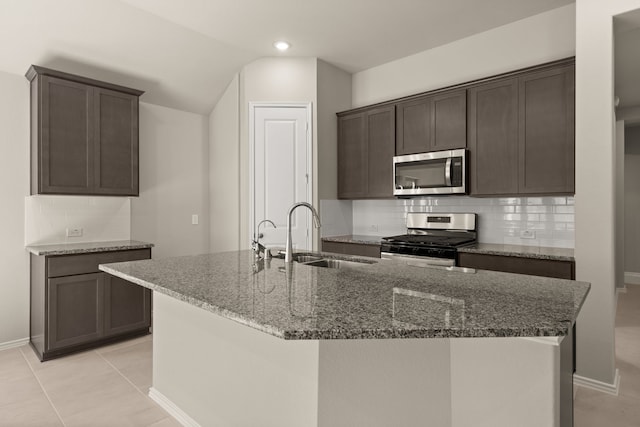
[[274, 41, 290, 51]]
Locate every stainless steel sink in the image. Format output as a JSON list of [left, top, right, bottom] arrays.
[[294, 255, 324, 263], [298, 256, 377, 269]]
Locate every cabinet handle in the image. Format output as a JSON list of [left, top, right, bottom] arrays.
[[445, 158, 452, 186]]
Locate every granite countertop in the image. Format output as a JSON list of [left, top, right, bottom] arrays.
[[100, 249, 589, 341], [26, 240, 154, 256], [458, 243, 574, 261], [321, 235, 383, 245]]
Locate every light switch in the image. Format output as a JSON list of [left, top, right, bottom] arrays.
[[192, 214, 199, 225]]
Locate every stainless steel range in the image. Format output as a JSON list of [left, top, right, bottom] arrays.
[[381, 213, 477, 267]]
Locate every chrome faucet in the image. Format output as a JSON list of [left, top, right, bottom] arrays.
[[285, 202, 321, 263], [252, 219, 276, 260]]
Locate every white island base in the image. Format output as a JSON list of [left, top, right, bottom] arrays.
[[149, 293, 572, 427]]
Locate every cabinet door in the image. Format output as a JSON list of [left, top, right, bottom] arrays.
[[396, 90, 466, 155], [94, 88, 140, 196], [518, 66, 575, 194], [468, 78, 519, 196], [103, 274, 151, 337], [48, 273, 103, 350], [431, 89, 467, 151], [39, 76, 94, 194], [396, 96, 431, 155], [338, 112, 368, 199], [366, 106, 395, 198]]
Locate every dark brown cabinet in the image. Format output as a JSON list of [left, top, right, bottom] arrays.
[[26, 65, 143, 196], [30, 248, 152, 361], [321, 240, 381, 258], [518, 66, 575, 194], [338, 105, 395, 199], [103, 274, 151, 337], [468, 78, 519, 195], [457, 252, 575, 280], [396, 89, 466, 155], [468, 62, 575, 196], [48, 273, 103, 351]]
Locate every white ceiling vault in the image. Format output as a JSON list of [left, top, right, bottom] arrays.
[[1, 0, 574, 115]]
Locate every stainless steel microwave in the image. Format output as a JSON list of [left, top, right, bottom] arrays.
[[393, 149, 467, 196]]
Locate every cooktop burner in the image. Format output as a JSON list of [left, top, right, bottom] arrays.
[[382, 234, 476, 248]]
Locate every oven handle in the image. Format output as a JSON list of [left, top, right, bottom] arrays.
[[444, 157, 452, 186], [381, 252, 455, 267]]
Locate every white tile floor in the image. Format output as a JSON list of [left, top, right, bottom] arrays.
[[0, 286, 638, 426], [574, 285, 640, 426], [0, 335, 180, 426]]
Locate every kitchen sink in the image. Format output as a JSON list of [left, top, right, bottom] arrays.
[[297, 256, 377, 269]]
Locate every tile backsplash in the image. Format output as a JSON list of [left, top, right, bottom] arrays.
[[25, 196, 131, 246], [351, 196, 574, 248]]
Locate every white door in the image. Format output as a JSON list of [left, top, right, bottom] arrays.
[[250, 103, 312, 252]]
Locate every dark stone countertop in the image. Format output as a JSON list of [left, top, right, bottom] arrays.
[[26, 240, 154, 256], [458, 243, 574, 262], [100, 249, 589, 341], [321, 235, 383, 246]]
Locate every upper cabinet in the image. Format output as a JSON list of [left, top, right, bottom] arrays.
[[26, 65, 144, 196], [336, 57, 575, 200], [467, 78, 519, 195], [338, 105, 395, 199], [396, 89, 467, 155], [517, 65, 575, 195], [468, 62, 575, 196]]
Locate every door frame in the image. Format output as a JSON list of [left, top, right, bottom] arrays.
[[248, 102, 313, 249]]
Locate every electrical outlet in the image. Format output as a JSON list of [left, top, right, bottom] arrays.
[[369, 224, 378, 232], [520, 230, 535, 239], [66, 227, 83, 238]]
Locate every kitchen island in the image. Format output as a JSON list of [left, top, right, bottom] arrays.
[[101, 250, 589, 427]]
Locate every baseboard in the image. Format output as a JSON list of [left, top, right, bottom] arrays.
[[149, 387, 201, 427], [0, 337, 29, 352], [574, 369, 620, 396], [624, 272, 640, 285]]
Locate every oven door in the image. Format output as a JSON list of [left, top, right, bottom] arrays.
[[394, 149, 466, 196], [381, 251, 455, 267]]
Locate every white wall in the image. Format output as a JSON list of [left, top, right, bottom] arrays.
[[615, 121, 625, 289], [352, 4, 576, 107], [574, 0, 640, 387], [131, 102, 209, 259], [209, 75, 241, 253], [315, 60, 352, 244], [0, 70, 29, 348], [316, 60, 352, 201], [624, 125, 640, 277], [25, 196, 130, 245]]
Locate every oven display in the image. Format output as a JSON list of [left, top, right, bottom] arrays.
[[427, 217, 451, 223]]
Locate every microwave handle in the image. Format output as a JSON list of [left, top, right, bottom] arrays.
[[444, 157, 452, 186]]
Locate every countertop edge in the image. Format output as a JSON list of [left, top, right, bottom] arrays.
[[27, 240, 154, 256], [100, 258, 581, 341], [457, 246, 575, 262]]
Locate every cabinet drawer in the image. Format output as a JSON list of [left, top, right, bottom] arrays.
[[47, 249, 151, 278], [457, 252, 574, 280], [322, 240, 381, 258]]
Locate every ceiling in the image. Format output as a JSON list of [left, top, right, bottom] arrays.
[[1, 0, 574, 115]]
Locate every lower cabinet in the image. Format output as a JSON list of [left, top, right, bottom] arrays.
[[321, 240, 381, 258], [104, 274, 152, 338], [457, 252, 575, 280], [48, 273, 103, 351], [30, 248, 151, 361]]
